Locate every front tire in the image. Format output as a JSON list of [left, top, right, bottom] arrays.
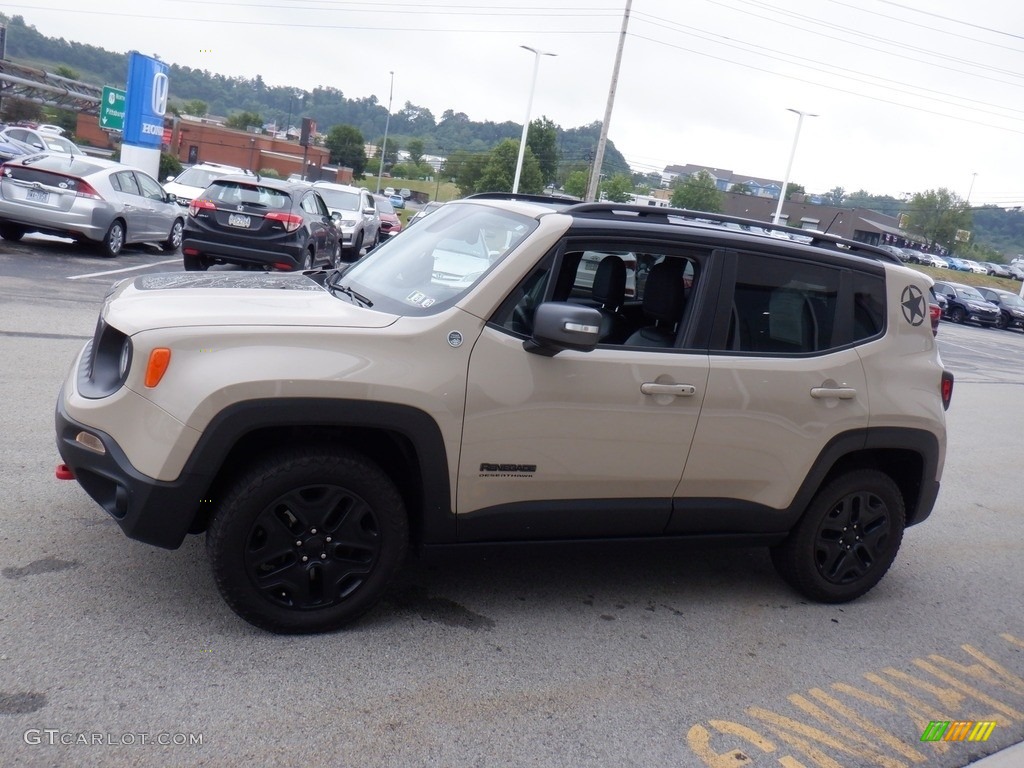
[[996, 313, 1009, 330], [347, 232, 363, 261], [329, 239, 342, 269], [949, 306, 966, 324], [206, 448, 408, 633], [100, 220, 125, 258], [770, 469, 905, 603]]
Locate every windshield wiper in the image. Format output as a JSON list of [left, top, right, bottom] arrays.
[[326, 278, 373, 307]]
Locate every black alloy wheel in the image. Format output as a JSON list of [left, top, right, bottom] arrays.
[[949, 306, 966, 324], [770, 469, 905, 603], [207, 448, 408, 633]]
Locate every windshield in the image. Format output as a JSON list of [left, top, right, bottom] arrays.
[[174, 167, 232, 188], [336, 202, 536, 314], [315, 187, 360, 211], [956, 286, 985, 300], [997, 292, 1024, 308], [41, 135, 82, 155]]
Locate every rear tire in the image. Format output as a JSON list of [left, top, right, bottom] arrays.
[[100, 220, 125, 258], [183, 253, 209, 271], [770, 469, 905, 603], [162, 219, 184, 252], [299, 248, 314, 271], [0, 223, 25, 241], [206, 448, 408, 633]]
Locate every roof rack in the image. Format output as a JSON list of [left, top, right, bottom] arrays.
[[464, 192, 579, 205], [562, 202, 901, 264]]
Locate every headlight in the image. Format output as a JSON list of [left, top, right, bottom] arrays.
[[118, 337, 132, 379]]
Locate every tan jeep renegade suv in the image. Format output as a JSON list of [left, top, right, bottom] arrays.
[[55, 195, 953, 633]]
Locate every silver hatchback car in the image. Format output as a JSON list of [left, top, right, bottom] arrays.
[[0, 154, 185, 257]]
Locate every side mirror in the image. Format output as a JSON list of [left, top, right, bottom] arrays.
[[525, 302, 602, 357], [166, 192, 177, 204]]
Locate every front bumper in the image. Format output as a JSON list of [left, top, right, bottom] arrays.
[[55, 395, 207, 549]]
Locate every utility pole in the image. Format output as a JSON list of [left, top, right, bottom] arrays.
[[585, 0, 631, 202]]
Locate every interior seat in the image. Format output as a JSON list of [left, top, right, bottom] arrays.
[[624, 259, 687, 348], [591, 255, 630, 343]]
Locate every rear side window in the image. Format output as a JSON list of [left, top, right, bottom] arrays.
[[727, 254, 840, 354]]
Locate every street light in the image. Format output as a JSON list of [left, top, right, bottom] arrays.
[[513, 45, 556, 194], [966, 172, 978, 204], [376, 71, 394, 195], [772, 108, 818, 225]]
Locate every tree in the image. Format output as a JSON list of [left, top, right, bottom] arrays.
[[54, 65, 80, 80], [601, 173, 633, 203], [476, 139, 543, 194], [526, 116, 559, 186], [443, 149, 488, 196], [563, 170, 588, 199], [730, 182, 753, 195], [786, 183, 806, 200], [406, 138, 425, 165], [225, 111, 262, 131], [183, 100, 208, 117], [325, 124, 367, 177], [159, 152, 182, 180], [670, 170, 723, 212], [906, 188, 972, 250], [823, 186, 846, 206]]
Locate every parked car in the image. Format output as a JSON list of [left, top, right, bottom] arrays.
[[181, 176, 341, 271], [878, 244, 908, 262], [932, 280, 1001, 327], [399, 188, 412, 199], [388, 193, 406, 210], [0, 154, 184, 256], [1008, 264, 1024, 280], [55, 195, 953, 633], [0, 135, 38, 163], [928, 287, 944, 336], [311, 181, 381, 259], [982, 262, 1012, 278], [975, 286, 1024, 331], [407, 200, 444, 226], [373, 194, 402, 240], [920, 254, 949, 268], [943, 257, 970, 271], [0, 126, 84, 156], [163, 162, 251, 209], [36, 124, 66, 135], [962, 259, 987, 274]]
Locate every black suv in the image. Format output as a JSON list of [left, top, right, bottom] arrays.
[[975, 286, 1024, 331], [932, 280, 1001, 327], [182, 176, 341, 271]]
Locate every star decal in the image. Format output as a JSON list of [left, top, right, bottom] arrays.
[[901, 285, 925, 326]]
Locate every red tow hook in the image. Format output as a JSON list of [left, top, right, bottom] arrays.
[[55, 463, 75, 480]]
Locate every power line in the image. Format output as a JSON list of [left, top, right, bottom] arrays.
[[876, 0, 1024, 43]]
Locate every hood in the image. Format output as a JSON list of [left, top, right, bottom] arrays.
[[102, 272, 398, 335]]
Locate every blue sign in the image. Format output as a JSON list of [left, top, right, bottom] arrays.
[[123, 52, 169, 148]]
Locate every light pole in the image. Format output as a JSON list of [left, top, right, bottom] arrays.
[[376, 71, 394, 194], [772, 108, 818, 225], [513, 45, 556, 194], [966, 172, 978, 204]]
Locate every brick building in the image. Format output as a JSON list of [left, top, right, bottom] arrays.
[[75, 115, 352, 184]]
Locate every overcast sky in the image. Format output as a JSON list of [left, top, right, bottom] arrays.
[[9, 0, 1024, 206]]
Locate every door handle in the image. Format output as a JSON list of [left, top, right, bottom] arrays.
[[810, 386, 857, 400], [641, 382, 696, 397]]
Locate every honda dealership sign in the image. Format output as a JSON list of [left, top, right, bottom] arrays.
[[123, 52, 169, 148]]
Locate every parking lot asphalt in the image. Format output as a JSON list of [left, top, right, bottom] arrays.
[[1, 238, 1022, 768]]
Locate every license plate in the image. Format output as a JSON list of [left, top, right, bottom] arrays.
[[228, 213, 251, 228], [584, 261, 598, 271], [27, 188, 49, 203]]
